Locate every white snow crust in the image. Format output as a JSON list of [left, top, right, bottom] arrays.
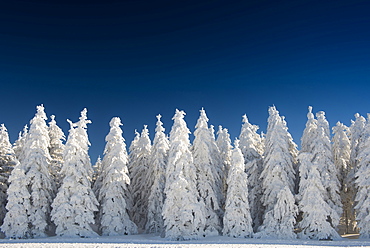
[[0, 234, 366, 247]]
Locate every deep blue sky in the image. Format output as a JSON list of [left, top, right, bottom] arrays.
[[1, 0, 370, 161]]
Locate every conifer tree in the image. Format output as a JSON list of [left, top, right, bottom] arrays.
[[97, 117, 137, 236], [129, 125, 152, 231], [48, 115, 65, 189], [127, 130, 140, 219], [92, 156, 102, 196], [238, 114, 264, 231], [297, 152, 340, 240], [13, 125, 28, 163], [0, 124, 17, 226], [162, 109, 206, 240], [256, 106, 297, 239], [301, 106, 317, 154], [332, 122, 352, 233], [216, 126, 232, 208], [146, 114, 169, 236], [354, 114, 370, 238], [2, 105, 54, 238], [314, 111, 342, 225], [222, 139, 253, 238], [192, 108, 221, 235], [51, 108, 99, 237]]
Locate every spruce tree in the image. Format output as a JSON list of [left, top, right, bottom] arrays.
[[2, 105, 54, 238], [192, 108, 221, 235], [129, 125, 152, 231], [97, 117, 137, 236], [314, 111, 342, 226], [145, 114, 169, 236], [332, 122, 352, 234], [51, 108, 99, 237], [222, 139, 253, 238], [354, 114, 370, 238], [297, 152, 340, 240], [238, 114, 264, 231], [0, 124, 17, 226], [256, 106, 297, 239], [162, 109, 206, 240], [92, 156, 102, 196], [48, 115, 65, 189], [13, 125, 28, 163], [216, 126, 232, 209]]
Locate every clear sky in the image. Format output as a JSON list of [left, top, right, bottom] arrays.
[[1, 0, 370, 161]]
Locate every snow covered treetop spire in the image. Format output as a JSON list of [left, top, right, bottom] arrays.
[[268, 105, 278, 116], [109, 117, 123, 128], [173, 109, 186, 120], [242, 114, 249, 124], [155, 114, 165, 133], [35, 104, 47, 120], [78, 108, 91, 129], [307, 106, 314, 120], [195, 108, 209, 130]]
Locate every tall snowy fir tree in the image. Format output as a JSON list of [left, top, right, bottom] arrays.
[[48, 115, 65, 189], [162, 109, 206, 240], [300, 106, 316, 154], [145, 115, 169, 236], [192, 108, 222, 235], [2, 105, 54, 238], [92, 156, 103, 198], [222, 139, 253, 238], [256, 106, 297, 239], [238, 114, 264, 231], [354, 114, 370, 238], [13, 125, 28, 163], [0, 124, 17, 226], [216, 126, 232, 208], [129, 125, 152, 231], [313, 111, 342, 227], [297, 152, 341, 240], [51, 109, 99, 238], [97, 117, 137, 236], [332, 122, 352, 233]]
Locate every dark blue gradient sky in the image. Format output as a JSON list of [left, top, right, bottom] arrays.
[[1, 0, 370, 161]]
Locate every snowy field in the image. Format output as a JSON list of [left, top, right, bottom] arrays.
[[0, 234, 368, 248]]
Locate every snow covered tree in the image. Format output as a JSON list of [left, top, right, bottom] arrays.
[[222, 139, 253, 238], [145, 114, 169, 236], [162, 109, 206, 240], [256, 106, 297, 239], [332, 122, 353, 234], [51, 108, 99, 238], [238, 114, 264, 231], [1, 163, 30, 238], [350, 113, 366, 173], [313, 111, 342, 226], [216, 126, 232, 208], [2, 105, 54, 238], [13, 125, 28, 163], [97, 117, 137, 236], [92, 156, 102, 196], [301, 106, 317, 154], [129, 125, 152, 231], [192, 108, 222, 235], [297, 152, 340, 240], [354, 114, 370, 238], [0, 124, 17, 226], [48, 115, 65, 189]]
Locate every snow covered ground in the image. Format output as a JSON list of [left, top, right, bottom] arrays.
[[0, 234, 368, 248]]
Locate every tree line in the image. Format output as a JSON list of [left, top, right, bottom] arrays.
[[0, 104, 368, 240]]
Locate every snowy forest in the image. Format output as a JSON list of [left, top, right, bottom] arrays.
[[0, 104, 369, 241]]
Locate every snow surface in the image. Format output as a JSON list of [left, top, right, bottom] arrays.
[[0, 234, 367, 247]]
